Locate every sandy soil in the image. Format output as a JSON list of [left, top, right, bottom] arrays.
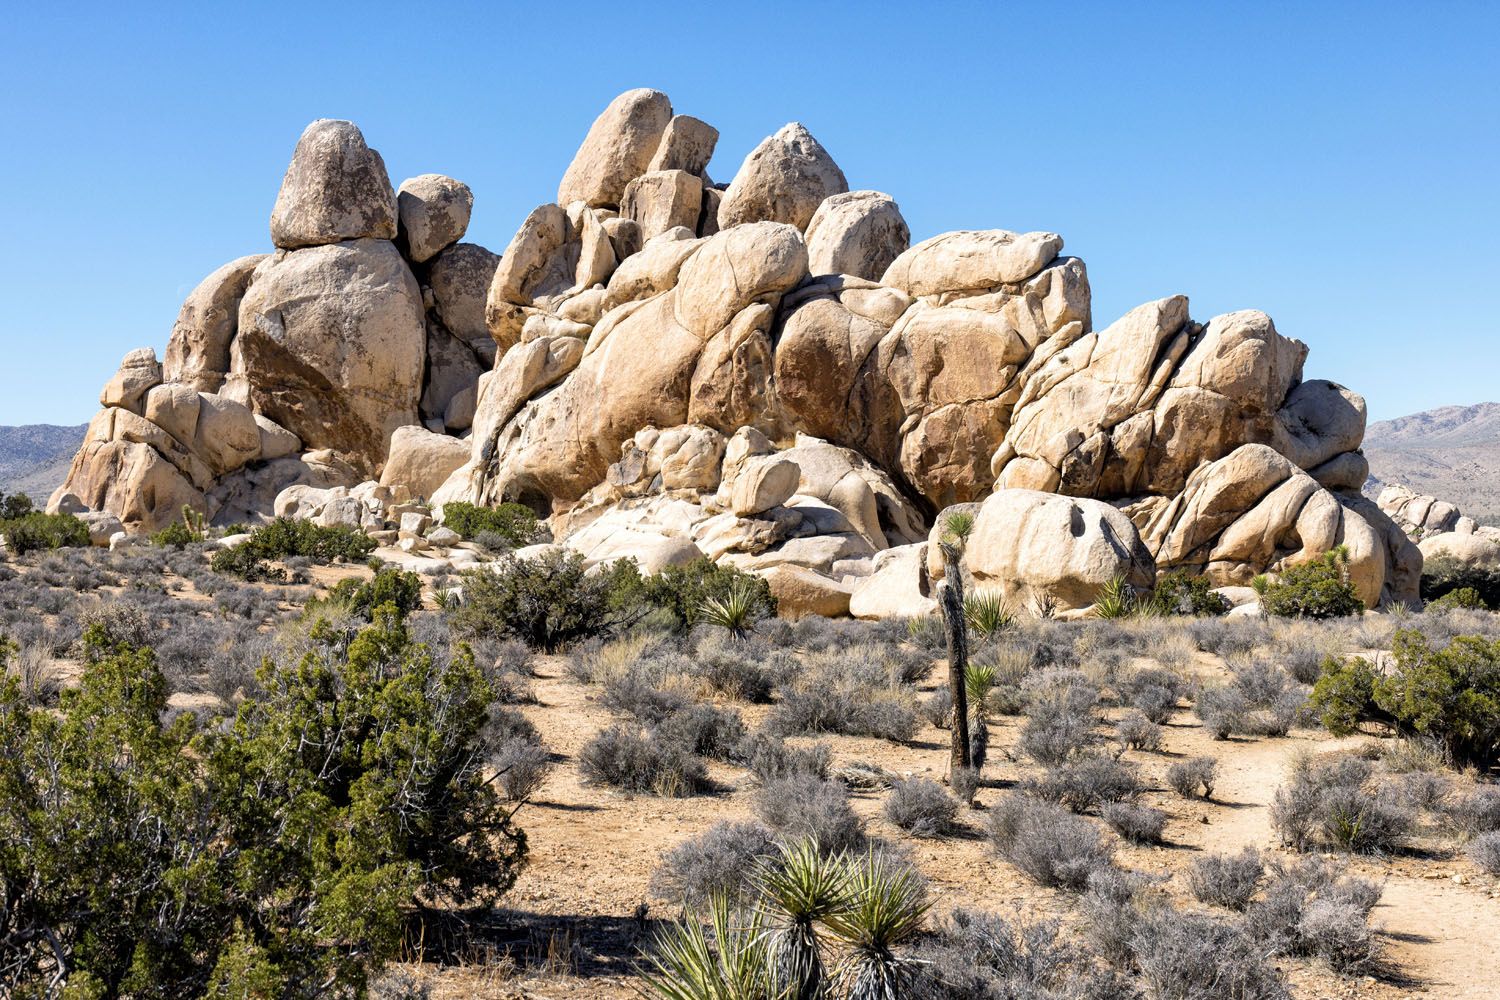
[[403, 651, 1500, 999]]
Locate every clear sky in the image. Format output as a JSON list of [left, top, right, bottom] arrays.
[[0, 1, 1494, 426]]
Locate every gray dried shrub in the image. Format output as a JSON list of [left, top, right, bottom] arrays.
[[1245, 857, 1383, 975], [1023, 756, 1140, 814], [578, 724, 710, 797], [1193, 684, 1248, 740], [691, 629, 788, 702], [652, 704, 747, 762], [768, 649, 919, 742], [1166, 755, 1217, 800], [1468, 831, 1500, 874], [369, 967, 430, 1000], [1188, 847, 1264, 911], [754, 773, 864, 855], [650, 820, 778, 907], [950, 766, 981, 806], [1270, 755, 1413, 854], [740, 731, 832, 784], [922, 687, 953, 728], [883, 777, 959, 838], [1444, 785, 1500, 837], [910, 908, 1129, 1000], [1100, 801, 1165, 844], [1131, 908, 1290, 1000], [987, 794, 1114, 891], [492, 738, 551, 802], [1114, 710, 1163, 752]]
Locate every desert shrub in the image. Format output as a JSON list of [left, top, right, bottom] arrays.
[[1194, 684, 1248, 740], [78, 603, 159, 661], [1129, 683, 1178, 725], [1422, 554, 1500, 609], [450, 549, 642, 652], [754, 773, 864, 854], [309, 566, 424, 623], [987, 794, 1114, 891], [950, 766, 980, 806], [1153, 570, 1231, 616], [240, 516, 377, 563], [1016, 668, 1100, 765], [492, 736, 552, 802], [1114, 710, 1163, 752], [653, 704, 747, 762], [883, 777, 958, 837], [1244, 858, 1383, 975], [0, 606, 525, 995], [1259, 548, 1364, 619], [1, 510, 90, 554], [635, 558, 776, 632], [1467, 831, 1500, 874], [1444, 786, 1500, 837], [921, 687, 953, 728], [691, 630, 788, 701], [739, 731, 832, 784], [150, 506, 207, 548], [1312, 628, 1500, 767], [1100, 801, 1165, 844], [578, 723, 710, 797], [0, 491, 34, 520], [1396, 769, 1450, 810], [651, 820, 778, 907], [769, 651, 919, 742], [1023, 755, 1140, 814], [910, 908, 1131, 1000], [1131, 908, 1290, 1000], [601, 667, 689, 724], [1017, 710, 1096, 767], [438, 501, 539, 547], [1427, 586, 1490, 612], [1166, 755, 1218, 800], [1188, 847, 1264, 911], [1270, 754, 1413, 853], [209, 542, 288, 582], [369, 968, 431, 1000]]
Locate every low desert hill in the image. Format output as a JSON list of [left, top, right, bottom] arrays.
[[1364, 402, 1500, 525], [0, 423, 87, 499]]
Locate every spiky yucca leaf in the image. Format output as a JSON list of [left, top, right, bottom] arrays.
[[964, 661, 998, 719], [822, 850, 931, 1000], [940, 510, 975, 546], [963, 589, 1014, 638], [639, 893, 784, 1000], [754, 839, 851, 1000], [1093, 576, 1135, 620], [699, 580, 768, 640]]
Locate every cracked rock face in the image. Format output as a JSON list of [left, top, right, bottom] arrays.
[[54, 91, 1420, 610]]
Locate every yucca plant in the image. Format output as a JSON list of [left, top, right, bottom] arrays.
[[821, 851, 931, 1000], [1093, 575, 1136, 620], [640, 892, 785, 1000], [964, 661, 997, 720], [754, 839, 851, 1000], [963, 589, 1014, 638], [940, 510, 975, 545], [699, 580, 769, 640]]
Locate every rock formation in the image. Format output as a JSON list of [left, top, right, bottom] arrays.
[[51, 90, 1421, 614]]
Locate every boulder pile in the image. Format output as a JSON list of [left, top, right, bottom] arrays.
[[51, 88, 1421, 615], [1378, 484, 1500, 575]]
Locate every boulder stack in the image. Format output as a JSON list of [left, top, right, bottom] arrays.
[[52, 89, 1419, 612]]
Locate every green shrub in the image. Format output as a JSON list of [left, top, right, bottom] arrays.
[[1312, 628, 1500, 767], [150, 505, 207, 548], [450, 549, 643, 652], [439, 501, 540, 547], [210, 543, 288, 582], [242, 517, 377, 562], [636, 558, 776, 632], [1153, 570, 1231, 617], [0, 607, 525, 995], [1426, 587, 1490, 612], [1422, 556, 1500, 609], [1260, 548, 1364, 619], [310, 567, 424, 621], [0, 490, 35, 520], [1, 511, 91, 554]]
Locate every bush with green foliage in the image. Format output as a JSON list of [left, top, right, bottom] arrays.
[[439, 501, 540, 547], [1152, 570, 1231, 616], [635, 557, 776, 632], [0, 602, 525, 996], [451, 549, 643, 652], [1259, 548, 1364, 619], [0, 490, 35, 520], [1312, 627, 1500, 767], [1426, 584, 1491, 612], [310, 566, 424, 622], [209, 543, 288, 582], [210, 518, 377, 581], [0, 510, 90, 555], [1422, 555, 1500, 610], [150, 506, 208, 548]]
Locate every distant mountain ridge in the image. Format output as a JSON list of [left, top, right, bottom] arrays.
[[0, 423, 86, 499], [1364, 402, 1500, 526]]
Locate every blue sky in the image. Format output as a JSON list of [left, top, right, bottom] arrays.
[[0, 1, 1494, 425]]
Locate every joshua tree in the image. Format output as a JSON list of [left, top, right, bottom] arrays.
[[936, 511, 973, 776]]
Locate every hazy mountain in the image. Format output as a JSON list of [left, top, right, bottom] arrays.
[[1364, 402, 1500, 525], [0, 423, 86, 500]]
